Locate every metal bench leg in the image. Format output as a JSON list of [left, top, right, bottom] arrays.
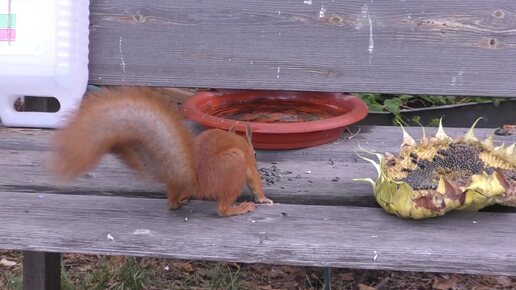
[[23, 251, 61, 290], [323, 267, 332, 290]]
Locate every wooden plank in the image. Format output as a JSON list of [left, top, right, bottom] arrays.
[[88, 0, 516, 96], [1, 126, 514, 208], [1, 192, 516, 275], [2, 124, 513, 155], [22, 251, 61, 290]]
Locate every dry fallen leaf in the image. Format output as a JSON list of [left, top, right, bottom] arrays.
[[78, 265, 92, 272], [495, 275, 513, 286], [272, 280, 298, 288], [472, 286, 494, 290], [110, 256, 126, 264], [181, 262, 194, 272], [358, 283, 376, 290], [433, 275, 458, 290], [337, 272, 355, 282], [0, 258, 17, 267]]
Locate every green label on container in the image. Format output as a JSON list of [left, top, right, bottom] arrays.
[[0, 14, 16, 28]]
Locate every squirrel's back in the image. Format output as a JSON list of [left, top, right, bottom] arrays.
[[50, 87, 196, 187]]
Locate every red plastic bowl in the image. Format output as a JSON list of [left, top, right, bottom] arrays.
[[183, 89, 368, 149]]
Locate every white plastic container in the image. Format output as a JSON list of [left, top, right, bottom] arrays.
[[0, 0, 89, 128]]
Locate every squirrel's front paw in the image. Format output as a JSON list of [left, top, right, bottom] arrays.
[[168, 199, 185, 210], [256, 197, 274, 204], [179, 198, 190, 206]]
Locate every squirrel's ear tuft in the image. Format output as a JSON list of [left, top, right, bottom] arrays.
[[245, 125, 253, 144], [228, 123, 236, 134]]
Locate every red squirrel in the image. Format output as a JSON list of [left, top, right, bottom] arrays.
[[50, 86, 273, 216]]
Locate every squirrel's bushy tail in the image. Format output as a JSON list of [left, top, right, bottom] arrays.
[[49, 86, 196, 185]]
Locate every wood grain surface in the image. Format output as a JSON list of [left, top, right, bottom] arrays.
[[1, 192, 516, 275], [1, 125, 516, 274], [1, 125, 514, 208], [88, 0, 516, 96]]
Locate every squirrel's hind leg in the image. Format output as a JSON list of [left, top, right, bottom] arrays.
[[246, 168, 273, 205], [166, 184, 190, 210], [215, 177, 255, 216], [217, 200, 256, 217]]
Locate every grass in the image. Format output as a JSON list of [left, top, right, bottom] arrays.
[[1, 251, 515, 290], [2, 252, 312, 290]]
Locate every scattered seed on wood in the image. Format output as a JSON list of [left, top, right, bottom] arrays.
[[328, 158, 334, 165], [281, 212, 288, 217], [332, 177, 340, 182], [295, 175, 302, 179], [259, 165, 283, 185], [307, 180, 313, 183], [305, 170, 312, 174], [287, 177, 293, 181], [280, 186, 285, 189]]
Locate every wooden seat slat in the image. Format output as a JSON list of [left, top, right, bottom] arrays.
[[1, 125, 514, 208], [1, 191, 516, 275]]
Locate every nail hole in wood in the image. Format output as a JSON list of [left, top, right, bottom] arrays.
[[329, 16, 343, 25], [493, 10, 504, 18], [134, 14, 145, 23]]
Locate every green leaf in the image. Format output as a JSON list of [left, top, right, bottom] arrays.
[[428, 118, 440, 127], [397, 95, 413, 101], [384, 98, 402, 115], [368, 104, 384, 112], [410, 116, 421, 126]]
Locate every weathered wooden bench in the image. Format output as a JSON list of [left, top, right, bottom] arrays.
[[1, 1, 516, 289]]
